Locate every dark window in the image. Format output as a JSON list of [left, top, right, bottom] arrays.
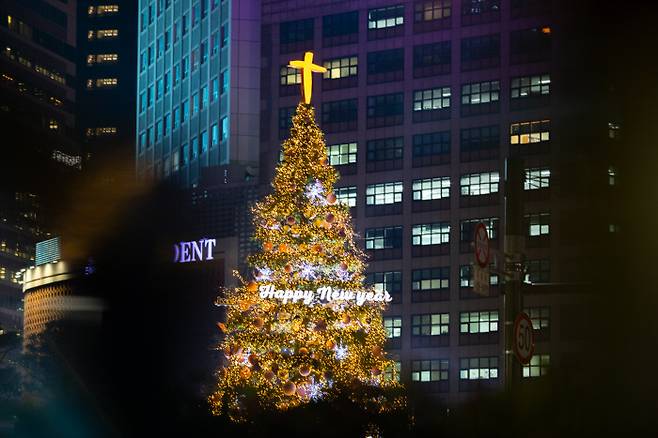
[[367, 48, 404, 83], [460, 125, 499, 161], [367, 93, 403, 118], [323, 11, 358, 37], [413, 131, 450, 157], [461, 34, 500, 71], [460, 217, 499, 242], [461, 0, 500, 25], [511, 0, 551, 18], [413, 41, 451, 76], [278, 106, 295, 130], [366, 271, 402, 299], [322, 99, 358, 124], [525, 259, 550, 283], [367, 137, 403, 161], [280, 18, 314, 44], [510, 27, 551, 64]]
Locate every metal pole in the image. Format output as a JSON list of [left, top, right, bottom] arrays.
[[503, 157, 524, 395]]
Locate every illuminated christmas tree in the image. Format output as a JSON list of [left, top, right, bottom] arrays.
[[210, 52, 404, 421]]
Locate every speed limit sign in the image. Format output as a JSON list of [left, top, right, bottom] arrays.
[[473, 223, 490, 268], [513, 312, 535, 365]]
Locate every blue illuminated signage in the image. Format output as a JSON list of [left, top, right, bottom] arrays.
[[173, 238, 217, 263]]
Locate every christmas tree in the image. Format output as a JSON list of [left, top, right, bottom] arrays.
[[210, 52, 404, 422]]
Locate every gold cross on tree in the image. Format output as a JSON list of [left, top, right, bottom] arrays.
[[288, 52, 326, 105]]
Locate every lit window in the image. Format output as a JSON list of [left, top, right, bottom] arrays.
[[335, 186, 357, 207], [92, 29, 119, 40], [461, 80, 500, 105], [414, 0, 451, 22], [89, 5, 119, 16], [412, 177, 450, 200], [460, 172, 500, 196], [413, 87, 451, 111], [524, 167, 550, 190], [327, 142, 357, 165], [510, 120, 550, 144], [280, 66, 301, 85], [86, 127, 117, 136], [323, 56, 358, 79], [522, 354, 549, 378], [366, 182, 403, 205], [511, 74, 550, 99], [608, 122, 620, 138], [384, 317, 402, 338], [412, 313, 449, 336], [460, 357, 498, 380], [412, 359, 448, 382], [87, 53, 119, 65], [48, 120, 59, 130], [460, 311, 498, 333], [97, 78, 117, 88], [412, 268, 449, 291], [368, 5, 404, 29], [366, 271, 402, 296], [526, 212, 550, 236], [365, 226, 402, 250], [412, 222, 450, 245]]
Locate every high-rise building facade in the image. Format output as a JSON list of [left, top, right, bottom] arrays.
[[77, 0, 138, 164], [0, 1, 81, 333], [260, 0, 606, 404], [136, 0, 260, 186]]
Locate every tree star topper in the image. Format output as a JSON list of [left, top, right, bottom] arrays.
[[288, 52, 326, 104]]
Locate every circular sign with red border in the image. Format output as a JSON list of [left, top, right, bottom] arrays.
[[474, 223, 490, 268], [513, 312, 535, 365]]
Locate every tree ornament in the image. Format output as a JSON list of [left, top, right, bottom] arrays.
[[314, 319, 327, 331], [299, 365, 311, 377], [325, 340, 336, 350], [340, 262, 348, 271], [216, 322, 227, 333], [278, 243, 288, 253], [284, 264, 293, 273], [264, 370, 275, 381], [240, 367, 251, 379], [263, 241, 273, 251], [326, 193, 337, 204], [248, 354, 258, 366], [371, 368, 382, 376], [282, 381, 296, 396], [341, 314, 351, 324], [252, 317, 264, 329], [338, 229, 346, 238], [320, 156, 328, 165], [247, 281, 258, 292], [277, 369, 289, 380], [325, 213, 335, 223], [298, 347, 309, 355], [287, 216, 296, 225]]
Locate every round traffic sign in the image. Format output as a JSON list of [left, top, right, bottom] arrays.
[[474, 223, 490, 268], [513, 312, 535, 365]]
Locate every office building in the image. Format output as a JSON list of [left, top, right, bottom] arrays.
[[260, 0, 611, 403]]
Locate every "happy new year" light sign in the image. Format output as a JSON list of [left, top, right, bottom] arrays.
[[258, 284, 392, 306]]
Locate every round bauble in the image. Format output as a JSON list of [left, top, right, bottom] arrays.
[[326, 213, 335, 223], [278, 243, 288, 252], [264, 370, 275, 381], [338, 229, 346, 238], [284, 264, 293, 273], [298, 347, 309, 355], [248, 354, 258, 366], [314, 219, 324, 227], [277, 369, 289, 380], [247, 281, 258, 292], [319, 156, 328, 165], [263, 241, 273, 251], [341, 314, 351, 324], [325, 340, 336, 350], [314, 319, 327, 331], [299, 365, 311, 377], [253, 317, 264, 329], [371, 368, 382, 376], [339, 262, 348, 271], [312, 244, 322, 254], [296, 384, 309, 398], [287, 216, 296, 225], [282, 381, 296, 396], [327, 193, 337, 204], [240, 367, 251, 379], [372, 346, 383, 357]]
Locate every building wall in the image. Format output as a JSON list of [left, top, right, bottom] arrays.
[[136, 0, 261, 186], [260, 0, 600, 403]]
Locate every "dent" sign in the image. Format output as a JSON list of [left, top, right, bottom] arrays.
[[173, 238, 217, 263]]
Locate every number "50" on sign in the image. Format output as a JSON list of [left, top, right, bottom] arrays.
[[513, 312, 535, 365]]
